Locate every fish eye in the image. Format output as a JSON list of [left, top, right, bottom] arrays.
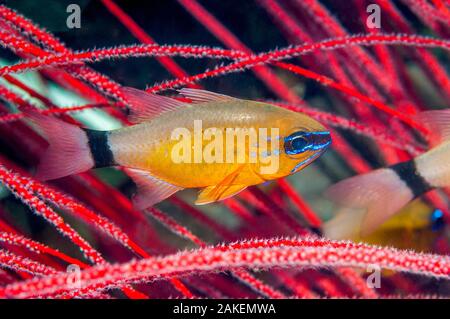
[[284, 132, 310, 155], [284, 131, 331, 155], [291, 136, 308, 151]]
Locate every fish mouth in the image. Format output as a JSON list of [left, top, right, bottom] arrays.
[[289, 147, 328, 174], [288, 131, 331, 174], [312, 131, 332, 150]]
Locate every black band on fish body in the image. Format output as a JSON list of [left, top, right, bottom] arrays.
[[390, 160, 432, 198], [84, 129, 115, 168]]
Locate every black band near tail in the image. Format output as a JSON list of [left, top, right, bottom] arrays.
[[84, 129, 115, 168], [390, 160, 431, 198]]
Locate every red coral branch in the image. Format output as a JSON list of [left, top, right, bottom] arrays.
[[0, 231, 87, 267], [0, 42, 244, 76], [146, 207, 287, 298], [2, 237, 448, 298], [0, 165, 104, 264], [100, 0, 195, 83], [0, 249, 57, 276], [0, 2, 447, 299]]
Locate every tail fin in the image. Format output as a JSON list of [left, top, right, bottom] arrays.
[[415, 109, 450, 145], [323, 168, 414, 239], [24, 111, 94, 180]]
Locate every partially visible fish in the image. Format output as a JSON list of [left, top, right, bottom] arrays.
[[323, 109, 450, 239], [25, 88, 331, 209], [360, 201, 441, 251]]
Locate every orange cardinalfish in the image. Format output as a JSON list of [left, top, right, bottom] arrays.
[[25, 88, 331, 209], [323, 109, 450, 239]]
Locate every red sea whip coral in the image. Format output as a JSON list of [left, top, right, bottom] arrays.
[[0, 1, 448, 298]]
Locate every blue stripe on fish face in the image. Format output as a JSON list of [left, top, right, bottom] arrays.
[[289, 150, 323, 173], [284, 131, 331, 155]]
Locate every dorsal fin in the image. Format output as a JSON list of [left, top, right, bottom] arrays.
[[121, 87, 187, 123], [415, 109, 450, 144], [178, 88, 236, 103]]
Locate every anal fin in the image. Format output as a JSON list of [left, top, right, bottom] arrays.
[[126, 168, 182, 210]]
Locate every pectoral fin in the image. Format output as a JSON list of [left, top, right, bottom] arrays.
[[196, 184, 247, 205], [126, 168, 182, 210]]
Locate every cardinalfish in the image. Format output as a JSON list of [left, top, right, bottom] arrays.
[[324, 110, 450, 240], [27, 88, 331, 209]]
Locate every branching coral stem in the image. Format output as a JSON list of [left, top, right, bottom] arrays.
[[2, 237, 448, 298]]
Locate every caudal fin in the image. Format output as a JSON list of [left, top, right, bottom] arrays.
[[24, 111, 94, 180], [415, 109, 450, 144], [323, 168, 414, 239]]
